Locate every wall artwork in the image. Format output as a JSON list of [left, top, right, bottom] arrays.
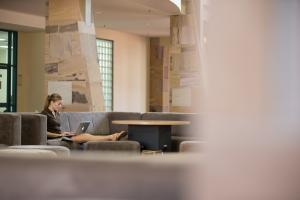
[[48, 81, 72, 105], [171, 87, 191, 107]]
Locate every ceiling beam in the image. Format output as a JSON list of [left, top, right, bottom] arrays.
[[0, 8, 45, 31]]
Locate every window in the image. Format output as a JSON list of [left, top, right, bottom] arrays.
[[0, 30, 17, 112], [96, 38, 113, 111]]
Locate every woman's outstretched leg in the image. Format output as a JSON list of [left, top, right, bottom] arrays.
[[71, 131, 127, 143]]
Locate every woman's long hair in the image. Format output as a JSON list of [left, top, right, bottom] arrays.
[[44, 93, 62, 110]]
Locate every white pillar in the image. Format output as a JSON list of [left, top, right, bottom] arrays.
[[85, 0, 92, 26]]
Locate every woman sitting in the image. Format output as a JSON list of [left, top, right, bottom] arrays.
[[41, 93, 127, 143]]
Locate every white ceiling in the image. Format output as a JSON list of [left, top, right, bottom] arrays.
[[0, 0, 48, 16], [0, 0, 181, 36]]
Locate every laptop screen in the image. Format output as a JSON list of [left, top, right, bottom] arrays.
[[75, 121, 90, 134]]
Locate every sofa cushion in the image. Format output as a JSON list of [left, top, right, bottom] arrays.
[[60, 112, 110, 135], [47, 138, 83, 150], [59, 112, 71, 132], [141, 112, 201, 138], [91, 112, 111, 134]]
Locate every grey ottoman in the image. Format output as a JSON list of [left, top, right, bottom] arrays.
[[84, 141, 141, 154], [0, 148, 57, 158], [9, 145, 70, 157]]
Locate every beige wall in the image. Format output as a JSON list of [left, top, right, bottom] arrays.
[[17, 28, 149, 112], [96, 28, 150, 112], [17, 31, 45, 112]]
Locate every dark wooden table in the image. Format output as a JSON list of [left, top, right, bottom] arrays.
[[112, 120, 190, 151]]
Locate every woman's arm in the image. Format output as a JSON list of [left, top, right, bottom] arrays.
[[47, 131, 76, 138], [47, 132, 63, 138]]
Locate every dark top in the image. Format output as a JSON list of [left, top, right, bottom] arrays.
[[41, 108, 62, 134]]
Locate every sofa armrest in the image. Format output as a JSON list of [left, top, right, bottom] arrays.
[[20, 113, 47, 145], [84, 141, 141, 154], [0, 113, 21, 145], [179, 141, 204, 153], [171, 136, 199, 152]]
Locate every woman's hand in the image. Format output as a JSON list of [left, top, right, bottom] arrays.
[[47, 132, 64, 138], [61, 132, 76, 137]]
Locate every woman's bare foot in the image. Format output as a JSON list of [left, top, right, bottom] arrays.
[[110, 133, 119, 141], [111, 131, 127, 141]]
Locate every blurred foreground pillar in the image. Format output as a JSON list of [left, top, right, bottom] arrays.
[[200, 0, 300, 199]]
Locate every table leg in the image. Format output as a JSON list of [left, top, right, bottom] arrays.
[[128, 125, 172, 151]]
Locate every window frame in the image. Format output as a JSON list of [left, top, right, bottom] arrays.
[[0, 29, 17, 112], [96, 38, 114, 111]]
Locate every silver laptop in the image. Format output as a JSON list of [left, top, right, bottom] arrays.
[[75, 121, 90, 134]]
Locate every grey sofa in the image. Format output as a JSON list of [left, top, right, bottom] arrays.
[[56, 111, 200, 152], [48, 112, 142, 152], [0, 112, 200, 152]]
